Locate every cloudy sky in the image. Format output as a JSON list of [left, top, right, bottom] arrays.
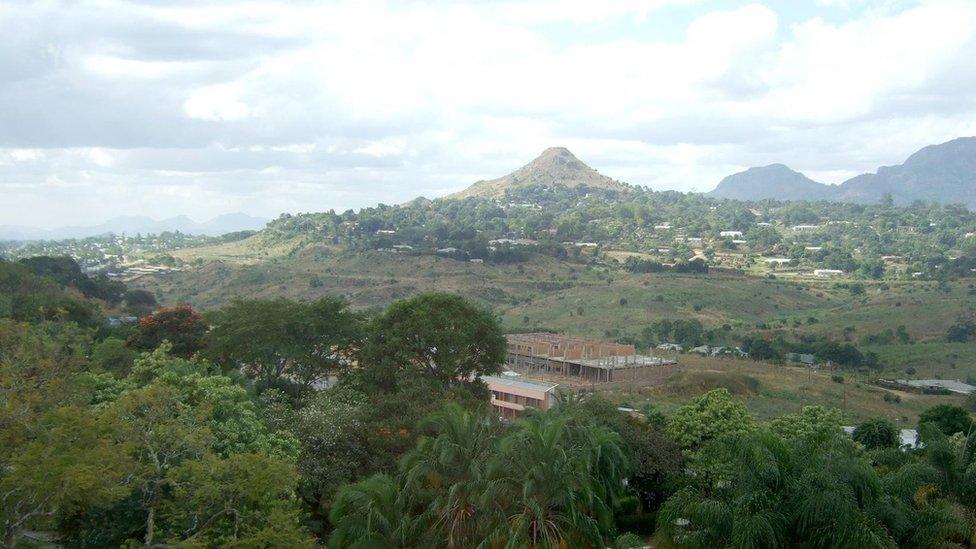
[[2, 0, 976, 228]]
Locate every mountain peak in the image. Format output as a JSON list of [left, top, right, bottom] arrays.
[[447, 147, 629, 200]]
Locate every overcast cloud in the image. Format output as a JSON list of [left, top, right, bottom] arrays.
[[1, 0, 975, 227]]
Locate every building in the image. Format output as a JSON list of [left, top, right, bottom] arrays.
[[505, 333, 677, 384], [483, 375, 558, 418], [891, 379, 976, 395], [719, 230, 743, 237], [814, 269, 844, 278], [764, 257, 793, 265]]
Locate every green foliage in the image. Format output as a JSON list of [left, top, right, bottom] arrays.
[[853, 418, 900, 449], [89, 337, 136, 377], [207, 296, 362, 390], [359, 292, 506, 388], [0, 260, 101, 327], [919, 404, 974, 436], [666, 388, 756, 451], [769, 405, 844, 442], [329, 404, 632, 549]]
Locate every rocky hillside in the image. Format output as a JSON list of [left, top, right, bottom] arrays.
[[835, 137, 976, 206], [447, 147, 630, 199]]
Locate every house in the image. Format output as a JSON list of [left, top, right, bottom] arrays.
[[436, 247, 459, 254], [764, 258, 793, 265], [791, 224, 820, 231], [375, 229, 397, 235], [469, 258, 484, 264], [483, 375, 558, 418], [654, 223, 672, 230], [719, 231, 743, 237], [392, 244, 413, 251], [814, 269, 843, 278], [656, 343, 683, 352]]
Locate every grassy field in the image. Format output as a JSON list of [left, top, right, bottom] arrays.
[[593, 354, 963, 425], [135, 245, 976, 380]]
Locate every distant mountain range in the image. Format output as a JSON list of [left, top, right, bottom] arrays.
[[708, 137, 976, 207], [0, 213, 269, 241], [448, 146, 630, 199]]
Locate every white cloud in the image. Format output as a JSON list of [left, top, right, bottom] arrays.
[[0, 0, 975, 226], [183, 82, 250, 121]]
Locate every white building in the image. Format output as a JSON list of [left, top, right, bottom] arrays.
[[814, 269, 844, 278], [719, 230, 743, 237]]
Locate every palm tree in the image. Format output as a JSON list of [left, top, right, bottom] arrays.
[[399, 403, 497, 548], [479, 410, 629, 548], [328, 474, 425, 549]]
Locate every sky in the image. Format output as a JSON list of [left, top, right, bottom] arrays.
[[2, 0, 976, 228]]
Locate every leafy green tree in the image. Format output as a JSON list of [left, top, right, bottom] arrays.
[[89, 337, 137, 377], [919, 404, 974, 436], [1, 407, 132, 548], [666, 388, 756, 451], [770, 405, 843, 442], [207, 297, 362, 390], [164, 452, 313, 547], [359, 293, 505, 388], [853, 418, 900, 449]]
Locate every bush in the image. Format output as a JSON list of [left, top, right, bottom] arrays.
[[852, 418, 899, 449], [831, 374, 844, 384]]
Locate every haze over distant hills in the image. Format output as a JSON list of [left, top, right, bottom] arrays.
[[448, 146, 630, 199], [708, 137, 976, 207], [0, 213, 268, 241]]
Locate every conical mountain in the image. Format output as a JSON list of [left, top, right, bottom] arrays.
[[448, 147, 629, 199]]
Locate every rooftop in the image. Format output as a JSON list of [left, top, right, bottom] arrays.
[[482, 375, 558, 392]]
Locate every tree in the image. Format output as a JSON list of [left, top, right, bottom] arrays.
[[665, 388, 756, 451], [207, 297, 362, 390], [359, 293, 506, 388], [329, 474, 423, 548], [853, 418, 899, 449], [919, 405, 973, 436], [164, 452, 313, 547], [124, 289, 157, 313], [90, 337, 136, 377], [657, 430, 900, 548], [126, 304, 207, 358], [770, 405, 844, 443], [1, 407, 132, 549], [481, 411, 630, 548], [399, 404, 498, 548]]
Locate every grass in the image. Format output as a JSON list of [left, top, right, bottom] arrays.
[[135, 248, 976, 377], [596, 354, 962, 425]]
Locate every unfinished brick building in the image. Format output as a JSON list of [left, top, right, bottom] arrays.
[[505, 333, 677, 384]]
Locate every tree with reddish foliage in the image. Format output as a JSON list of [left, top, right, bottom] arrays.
[[126, 304, 207, 358]]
